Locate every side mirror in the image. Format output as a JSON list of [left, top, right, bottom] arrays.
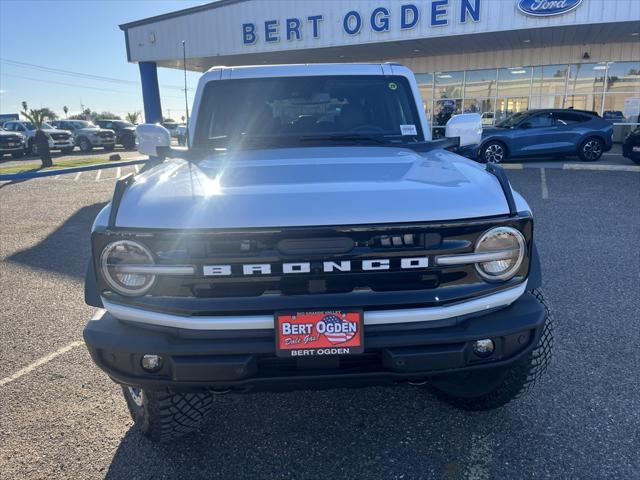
[[136, 123, 171, 157], [445, 113, 482, 147]]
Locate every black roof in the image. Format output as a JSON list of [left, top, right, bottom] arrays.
[[526, 108, 599, 116], [119, 0, 248, 30]]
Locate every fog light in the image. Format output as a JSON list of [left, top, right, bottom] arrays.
[[473, 339, 495, 358], [141, 354, 163, 372]]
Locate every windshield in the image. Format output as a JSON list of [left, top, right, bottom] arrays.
[[24, 122, 53, 130], [193, 75, 423, 150], [71, 121, 96, 129], [114, 121, 134, 128], [495, 111, 529, 128]]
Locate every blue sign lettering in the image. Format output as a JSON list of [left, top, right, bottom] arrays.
[[431, 0, 449, 26], [307, 15, 323, 38], [265, 20, 279, 42], [343, 11, 362, 35], [460, 0, 480, 23], [241, 2, 490, 46], [371, 7, 390, 32], [401, 4, 419, 29], [242, 23, 256, 44], [517, 0, 583, 16], [286, 18, 301, 40]]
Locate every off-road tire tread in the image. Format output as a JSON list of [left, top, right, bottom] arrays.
[[430, 288, 553, 411], [122, 387, 213, 443]]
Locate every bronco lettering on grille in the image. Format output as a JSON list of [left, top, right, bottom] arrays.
[[202, 257, 429, 276]]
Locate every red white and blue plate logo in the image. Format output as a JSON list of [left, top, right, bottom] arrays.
[[276, 310, 363, 357]]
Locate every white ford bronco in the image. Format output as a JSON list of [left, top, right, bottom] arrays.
[[83, 64, 553, 442]]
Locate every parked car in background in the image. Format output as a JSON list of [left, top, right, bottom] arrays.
[[622, 126, 640, 164], [602, 110, 625, 123], [51, 120, 116, 152], [95, 119, 136, 150], [175, 124, 187, 146], [0, 126, 27, 158], [161, 121, 179, 138], [477, 109, 613, 163], [3, 120, 74, 155], [480, 112, 495, 126]]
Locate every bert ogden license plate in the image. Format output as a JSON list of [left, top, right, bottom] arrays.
[[275, 310, 364, 357]]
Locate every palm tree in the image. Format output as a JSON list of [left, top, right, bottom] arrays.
[[126, 111, 140, 124], [21, 108, 52, 168], [63, 106, 68, 118]]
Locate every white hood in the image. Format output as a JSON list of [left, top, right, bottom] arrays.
[[104, 147, 523, 229]]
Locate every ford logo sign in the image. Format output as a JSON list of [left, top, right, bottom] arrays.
[[517, 0, 583, 16]]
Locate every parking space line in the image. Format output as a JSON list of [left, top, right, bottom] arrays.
[[74, 172, 82, 181], [0, 341, 84, 387], [134, 165, 140, 173], [563, 163, 640, 172], [95, 169, 101, 181], [540, 168, 549, 199], [116, 167, 122, 179], [501, 164, 523, 170], [54, 175, 60, 180]]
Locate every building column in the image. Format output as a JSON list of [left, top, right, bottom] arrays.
[[139, 62, 162, 124]]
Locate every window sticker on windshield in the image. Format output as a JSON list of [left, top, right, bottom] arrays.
[[400, 124, 418, 136], [388, 82, 397, 90]]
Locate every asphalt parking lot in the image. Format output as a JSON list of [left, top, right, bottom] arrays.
[[0, 160, 639, 479]]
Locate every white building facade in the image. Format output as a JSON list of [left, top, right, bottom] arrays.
[[121, 0, 640, 136]]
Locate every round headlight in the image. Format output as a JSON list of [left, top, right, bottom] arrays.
[[475, 227, 526, 282], [100, 240, 156, 296]]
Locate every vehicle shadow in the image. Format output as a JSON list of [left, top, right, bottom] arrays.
[[6, 202, 106, 279], [103, 385, 526, 480]]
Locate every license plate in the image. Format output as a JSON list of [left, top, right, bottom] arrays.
[[275, 310, 363, 357], [633, 146, 640, 152], [7, 143, 16, 147]]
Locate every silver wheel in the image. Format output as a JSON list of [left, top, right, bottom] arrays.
[[127, 386, 144, 407], [483, 143, 505, 163], [581, 139, 602, 161]]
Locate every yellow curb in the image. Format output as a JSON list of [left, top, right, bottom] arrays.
[[563, 164, 640, 172]]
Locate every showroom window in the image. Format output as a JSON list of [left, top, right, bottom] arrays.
[[416, 60, 640, 137]]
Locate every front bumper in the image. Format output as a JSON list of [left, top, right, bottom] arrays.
[[51, 140, 74, 149], [0, 145, 25, 153], [89, 137, 116, 146], [83, 291, 545, 392]]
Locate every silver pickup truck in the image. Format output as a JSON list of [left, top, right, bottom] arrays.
[[83, 63, 553, 443]]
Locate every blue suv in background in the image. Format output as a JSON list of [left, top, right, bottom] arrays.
[[476, 109, 613, 163]]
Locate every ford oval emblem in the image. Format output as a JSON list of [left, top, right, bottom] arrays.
[[517, 0, 583, 16]]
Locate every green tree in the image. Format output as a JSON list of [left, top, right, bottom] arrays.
[[95, 111, 121, 120], [126, 111, 140, 124], [39, 107, 58, 121], [21, 108, 52, 168], [63, 106, 68, 118]]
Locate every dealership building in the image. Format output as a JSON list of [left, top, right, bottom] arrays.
[[121, 0, 640, 139]]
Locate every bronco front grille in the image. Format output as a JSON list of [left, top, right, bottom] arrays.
[[93, 216, 533, 309]]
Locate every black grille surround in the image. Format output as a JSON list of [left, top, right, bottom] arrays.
[[0, 135, 22, 145], [92, 214, 533, 316], [51, 133, 70, 141]]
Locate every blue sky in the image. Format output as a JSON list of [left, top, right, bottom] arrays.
[[0, 0, 207, 121]]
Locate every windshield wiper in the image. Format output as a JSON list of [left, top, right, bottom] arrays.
[[299, 134, 390, 145]]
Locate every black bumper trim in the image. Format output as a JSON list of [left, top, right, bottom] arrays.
[[83, 291, 545, 392]]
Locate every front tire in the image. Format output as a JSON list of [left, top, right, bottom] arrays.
[[122, 136, 135, 150], [78, 137, 92, 153], [578, 137, 603, 162], [122, 386, 213, 443], [28, 140, 37, 156], [428, 288, 553, 411], [480, 141, 507, 164]]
